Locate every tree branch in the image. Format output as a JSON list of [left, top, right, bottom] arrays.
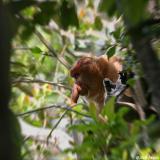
[[16, 104, 90, 118], [35, 30, 71, 69], [47, 110, 68, 143], [13, 46, 54, 58], [12, 78, 71, 90]]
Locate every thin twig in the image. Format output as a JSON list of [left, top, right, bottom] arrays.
[[16, 104, 90, 118], [47, 110, 68, 144], [35, 30, 70, 69], [13, 47, 55, 58], [60, 44, 67, 57], [16, 105, 60, 116], [12, 78, 71, 90]]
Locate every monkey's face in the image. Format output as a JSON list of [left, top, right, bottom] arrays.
[[70, 57, 102, 96]]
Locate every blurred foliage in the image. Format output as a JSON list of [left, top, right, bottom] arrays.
[[9, 0, 160, 159], [67, 98, 158, 160]]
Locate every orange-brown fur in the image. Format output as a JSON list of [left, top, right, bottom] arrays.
[[70, 55, 122, 108]]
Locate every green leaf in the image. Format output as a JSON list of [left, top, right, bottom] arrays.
[[98, 0, 117, 17], [127, 78, 135, 87], [9, 0, 36, 14], [21, 6, 36, 18], [45, 92, 59, 104], [60, 0, 79, 30], [17, 84, 33, 96], [72, 104, 83, 112], [88, 102, 98, 121], [102, 96, 116, 119], [65, 54, 75, 65], [111, 27, 121, 40], [106, 45, 116, 58], [69, 123, 96, 133], [87, 0, 94, 8], [30, 47, 42, 54], [20, 25, 35, 41], [116, 107, 130, 119], [33, 1, 57, 25], [94, 16, 103, 30]]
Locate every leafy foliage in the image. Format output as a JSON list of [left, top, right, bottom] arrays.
[[67, 99, 155, 160]]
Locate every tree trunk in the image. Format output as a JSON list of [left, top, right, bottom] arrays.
[[0, 2, 22, 160]]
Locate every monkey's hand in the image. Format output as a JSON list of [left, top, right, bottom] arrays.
[[70, 83, 82, 107]]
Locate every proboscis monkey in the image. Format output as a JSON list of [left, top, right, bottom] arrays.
[[70, 55, 123, 110]]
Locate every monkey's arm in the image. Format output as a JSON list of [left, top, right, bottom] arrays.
[[71, 83, 82, 105]]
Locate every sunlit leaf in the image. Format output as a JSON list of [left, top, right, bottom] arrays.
[[102, 96, 116, 119], [127, 78, 136, 87], [106, 45, 116, 58], [31, 47, 42, 54], [72, 104, 83, 112], [88, 102, 98, 121]]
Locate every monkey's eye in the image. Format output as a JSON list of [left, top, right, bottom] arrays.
[[74, 73, 79, 79]]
